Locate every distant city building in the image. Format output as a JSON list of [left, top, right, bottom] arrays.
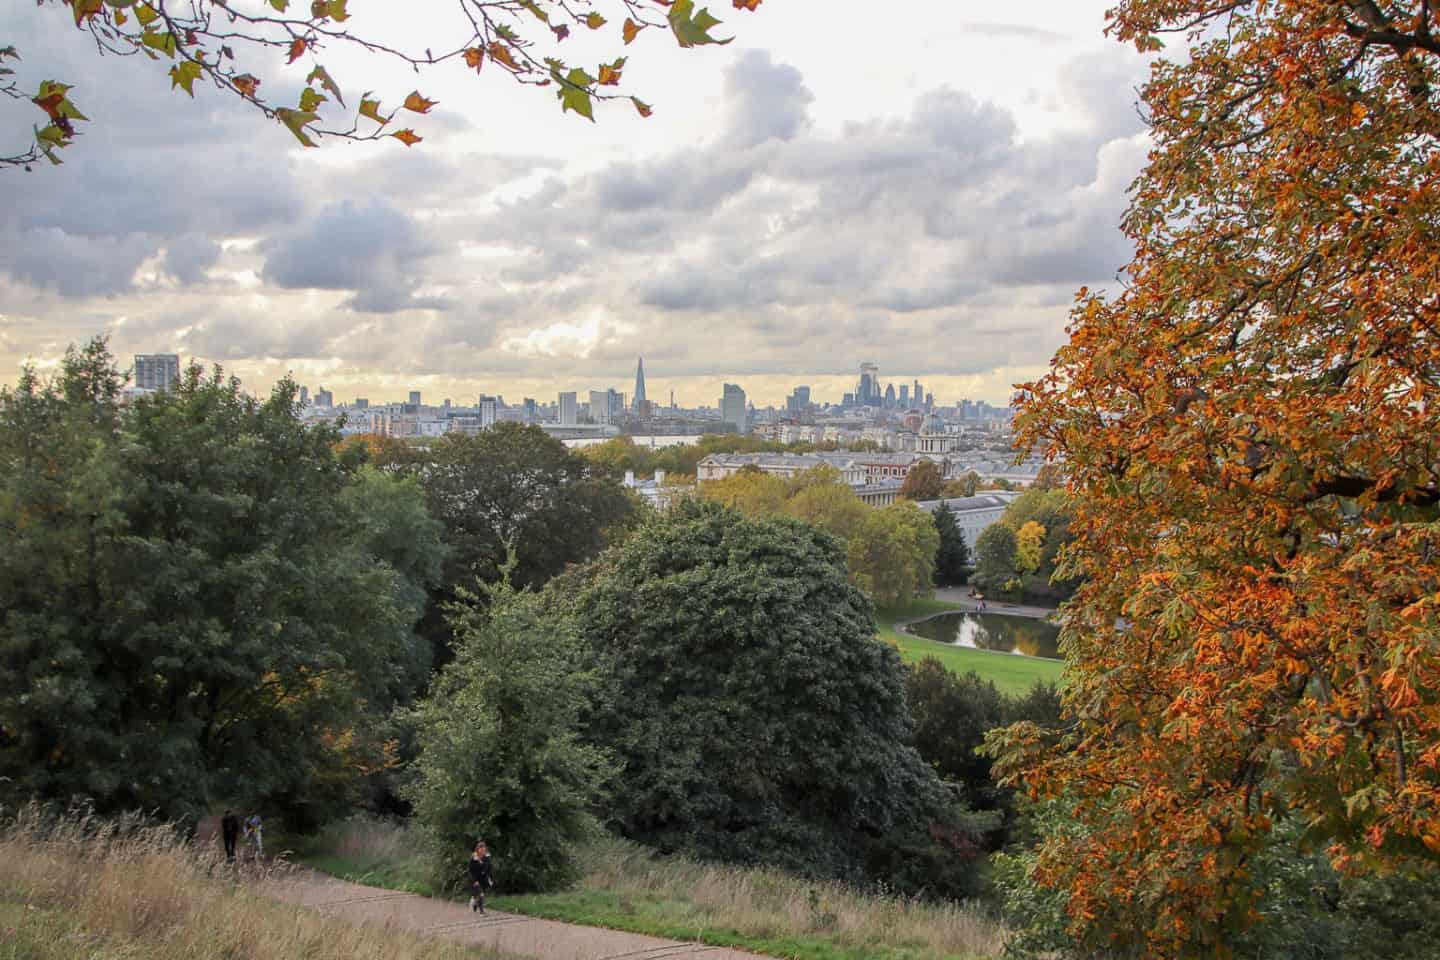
[[354, 397, 369, 409], [899, 384, 909, 407], [720, 383, 748, 435], [633, 357, 648, 413], [522, 398, 538, 422], [858, 362, 880, 406], [298, 385, 309, 406], [913, 494, 1020, 548], [558, 391, 578, 426], [316, 386, 334, 408], [884, 383, 896, 408], [409, 391, 422, 406], [478, 395, 498, 429], [134, 354, 180, 392]]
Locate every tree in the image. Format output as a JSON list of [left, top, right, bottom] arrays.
[[932, 501, 970, 586], [846, 501, 939, 608], [407, 576, 611, 893], [900, 459, 944, 501], [992, 1, 1440, 954], [696, 468, 789, 517], [784, 477, 868, 543], [942, 472, 981, 498], [571, 499, 974, 891], [9, 0, 765, 167], [905, 659, 1006, 810], [392, 423, 636, 660], [971, 523, 1019, 598], [1013, 520, 1045, 575], [0, 341, 431, 822]]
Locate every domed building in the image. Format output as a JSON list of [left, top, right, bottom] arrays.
[[917, 413, 955, 456]]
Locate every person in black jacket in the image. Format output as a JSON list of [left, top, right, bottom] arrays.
[[467, 841, 494, 913], [221, 811, 240, 862]]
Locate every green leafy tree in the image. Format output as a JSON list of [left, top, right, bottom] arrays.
[[847, 501, 939, 607], [406, 576, 611, 893], [9, 0, 764, 167], [942, 472, 981, 498], [389, 423, 636, 660], [971, 523, 1020, 598], [905, 659, 1006, 810], [572, 499, 972, 891], [0, 340, 430, 821], [899, 459, 944, 501], [932, 501, 970, 586]]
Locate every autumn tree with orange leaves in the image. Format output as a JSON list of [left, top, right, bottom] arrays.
[[5, 0, 763, 167], [989, 1, 1440, 956]]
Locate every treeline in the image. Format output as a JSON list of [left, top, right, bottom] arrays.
[[971, 488, 1077, 602], [0, 341, 1014, 903]]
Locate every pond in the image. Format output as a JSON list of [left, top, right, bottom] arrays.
[[904, 612, 1062, 660]]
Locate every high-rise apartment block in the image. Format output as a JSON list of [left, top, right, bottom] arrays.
[[409, 391, 422, 406], [134, 354, 180, 392], [558, 391, 577, 425], [478, 395, 498, 428]]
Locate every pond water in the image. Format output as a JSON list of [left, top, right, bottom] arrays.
[[905, 612, 1062, 660]]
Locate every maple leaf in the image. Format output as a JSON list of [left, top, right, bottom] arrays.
[[169, 61, 203, 97], [557, 66, 594, 121], [463, 47, 484, 73], [667, 0, 731, 47], [552, 24, 570, 41], [358, 96, 388, 125], [287, 38, 308, 64], [402, 91, 436, 114], [733, 0, 761, 8], [275, 107, 319, 147], [585, 12, 606, 29], [487, 42, 521, 71], [631, 97, 652, 118], [390, 129, 421, 146], [233, 74, 261, 98], [306, 65, 344, 106], [598, 58, 625, 86], [622, 18, 642, 44]]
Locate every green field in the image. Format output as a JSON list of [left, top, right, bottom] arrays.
[[875, 599, 1065, 697]]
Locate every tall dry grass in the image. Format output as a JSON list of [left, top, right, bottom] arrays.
[[0, 806, 510, 960], [317, 817, 1008, 958], [572, 835, 1009, 958]]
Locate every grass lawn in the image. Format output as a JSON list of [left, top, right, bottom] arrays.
[[875, 599, 1065, 697]]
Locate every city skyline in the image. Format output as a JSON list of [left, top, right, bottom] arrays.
[[0, 1, 1147, 415]]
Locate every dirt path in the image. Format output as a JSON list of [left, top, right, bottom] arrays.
[[264, 870, 771, 960]]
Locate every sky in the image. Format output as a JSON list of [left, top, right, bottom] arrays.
[[0, 1, 1154, 409]]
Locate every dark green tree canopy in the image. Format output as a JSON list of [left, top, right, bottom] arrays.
[[570, 499, 958, 883], [0, 340, 436, 821], [932, 501, 970, 586]]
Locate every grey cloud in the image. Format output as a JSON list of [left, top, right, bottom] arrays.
[[261, 200, 447, 314], [161, 235, 223, 285], [724, 50, 813, 148]]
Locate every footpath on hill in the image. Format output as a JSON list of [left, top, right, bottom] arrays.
[[263, 870, 772, 960]]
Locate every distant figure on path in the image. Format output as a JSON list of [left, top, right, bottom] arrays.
[[244, 813, 264, 860], [221, 810, 241, 862], [468, 841, 494, 913]]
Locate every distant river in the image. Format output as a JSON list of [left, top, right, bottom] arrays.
[[562, 435, 704, 450], [905, 612, 1062, 660]]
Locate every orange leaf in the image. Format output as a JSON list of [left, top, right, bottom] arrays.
[[390, 129, 422, 146], [233, 74, 261, 98], [631, 97, 652, 118], [463, 47, 484, 73], [585, 12, 606, 28], [287, 37, 308, 64], [487, 42, 520, 71], [733, 0, 761, 8], [402, 91, 436, 114], [622, 17, 642, 44], [598, 63, 622, 86]]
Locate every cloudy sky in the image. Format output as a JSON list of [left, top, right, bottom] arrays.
[[0, 1, 1152, 408]]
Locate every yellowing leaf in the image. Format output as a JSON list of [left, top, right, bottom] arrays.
[[668, 0, 732, 47], [487, 42, 521, 71], [306, 65, 344, 106], [558, 66, 594, 121], [359, 96, 388, 125], [733, 0, 762, 9], [233, 73, 261, 98], [585, 12, 606, 28], [463, 47, 484, 73], [299, 87, 327, 111], [622, 18, 642, 44], [135, 3, 159, 26], [327, 0, 349, 21], [275, 107, 319, 147], [402, 91, 436, 114], [631, 96, 652, 118], [71, 0, 103, 27], [141, 28, 179, 59], [169, 60, 203, 97], [391, 128, 422, 147]]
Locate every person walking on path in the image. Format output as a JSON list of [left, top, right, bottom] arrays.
[[244, 814, 264, 860], [468, 841, 494, 913], [221, 810, 241, 862]]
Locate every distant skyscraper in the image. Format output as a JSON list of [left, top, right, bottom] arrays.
[[720, 383, 747, 435], [633, 357, 648, 413], [558, 391, 577, 425], [589, 390, 610, 424], [478, 395, 498, 428], [858, 362, 879, 406], [298, 385, 310, 407], [669, 390, 675, 410], [899, 384, 909, 407], [134, 354, 179, 392], [913, 379, 924, 408], [316, 386, 333, 408], [409, 390, 422, 406], [354, 397, 369, 409], [884, 383, 896, 408]]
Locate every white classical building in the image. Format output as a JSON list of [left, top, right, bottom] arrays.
[[913, 493, 1022, 547]]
